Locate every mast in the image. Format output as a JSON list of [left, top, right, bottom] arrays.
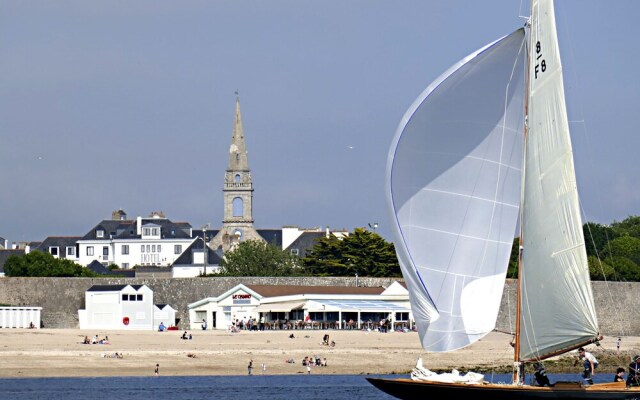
[[513, 11, 531, 384]]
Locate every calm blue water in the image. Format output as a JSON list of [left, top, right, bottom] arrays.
[[0, 373, 614, 400]]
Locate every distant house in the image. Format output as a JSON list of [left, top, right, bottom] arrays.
[[78, 284, 163, 330], [31, 236, 81, 262]]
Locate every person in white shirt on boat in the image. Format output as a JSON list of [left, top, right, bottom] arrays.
[[578, 347, 599, 384]]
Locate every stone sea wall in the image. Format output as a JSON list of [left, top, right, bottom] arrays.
[[0, 277, 637, 335]]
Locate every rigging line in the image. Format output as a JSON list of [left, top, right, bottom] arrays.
[[580, 202, 627, 338]]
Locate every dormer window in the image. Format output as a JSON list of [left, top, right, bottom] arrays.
[[96, 230, 104, 238], [141, 224, 161, 239]]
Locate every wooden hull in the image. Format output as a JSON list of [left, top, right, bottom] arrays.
[[367, 378, 640, 399]]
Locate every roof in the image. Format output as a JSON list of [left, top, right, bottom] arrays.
[[31, 236, 80, 258], [87, 284, 146, 292], [306, 299, 409, 312], [246, 285, 385, 297], [254, 300, 306, 312], [172, 238, 222, 266], [256, 229, 282, 247], [81, 218, 192, 240], [284, 231, 324, 257]]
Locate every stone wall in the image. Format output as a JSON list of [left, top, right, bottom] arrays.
[[0, 277, 637, 335], [0, 276, 397, 329]]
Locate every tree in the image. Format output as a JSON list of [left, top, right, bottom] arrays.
[[583, 222, 620, 258], [4, 251, 99, 277], [507, 237, 520, 279], [302, 228, 401, 277], [600, 236, 640, 267], [611, 216, 640, 238], [219, 239, 302, 276]]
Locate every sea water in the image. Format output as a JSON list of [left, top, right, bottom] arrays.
[[0, 373, 612, 400]]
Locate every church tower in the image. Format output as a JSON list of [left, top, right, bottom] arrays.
[[210, 96, 263, 252]]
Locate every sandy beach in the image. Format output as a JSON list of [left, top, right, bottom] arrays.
[[0, 329, 637, 378]]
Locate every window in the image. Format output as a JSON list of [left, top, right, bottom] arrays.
[[143, 228, 150, 236], [232, 197, 243, 217], [87, 246, 94, 256], [146, 244, 150, 252], [122, 263, 129, 269], [96, 230, 104, 238], [290, 249, 299, 256], [122, 245, 129, 255], [102, 246, 109, 257], [141, 245, 145, 253], [152, 228, 159, 236], [174, 245, 182, 254], [157, 245, 161, 252], [234, 174, 241, 183], [395, 312, 409, 321], [151, 245, 156, 252], [49, 247, 59, 256], [66, 247, 75, 256], [122, 294, 129, 301], [137, 294, 143, 301]]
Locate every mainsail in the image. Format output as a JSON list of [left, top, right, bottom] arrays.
[[387, 29, 526, 352], [519, 0, 599, 361]]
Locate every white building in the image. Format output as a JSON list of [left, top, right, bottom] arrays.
[[76, 211, 196, 270], [78, 284, 163, 330], [0, 307, 42, 328], [188, 281, 412, 331]]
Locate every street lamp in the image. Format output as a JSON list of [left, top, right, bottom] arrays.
[[368, 222, 378, 233], [200, 224, 210, 276]]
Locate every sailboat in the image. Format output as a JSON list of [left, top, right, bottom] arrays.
[[368, 0, 638, 398]]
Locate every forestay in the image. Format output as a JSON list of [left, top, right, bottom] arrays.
[[387, 29, 526, 352], [519, 0, 599, 361]]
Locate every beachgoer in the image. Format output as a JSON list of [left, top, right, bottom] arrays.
[[189, 333, 192, 340], [307, 364, 311, 374], [158, 322, 166, 332], [578, 347, 598, 384], [155, 363, 159, 376], [248, 359, 253, 375], [201, 319, 207, 330], [330, 340, 336, 348], [289, 333, 295, 339], [322, 358, 327, 367], [617, 337, 622, 353], [628, 355, 640, 387], [323, 334, 329, 346], [615, 367, 625, 382], [181, 331, 188, 340]]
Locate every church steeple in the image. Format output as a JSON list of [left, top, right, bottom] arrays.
[[210, 95, 263, 252], [228, 95, 250, 171]]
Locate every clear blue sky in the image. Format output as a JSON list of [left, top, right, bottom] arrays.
[[0, 1, 638, 243]]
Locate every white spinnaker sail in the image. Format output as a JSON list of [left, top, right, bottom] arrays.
[[387, 29, 526, 352], [519, 0, 599, 361]]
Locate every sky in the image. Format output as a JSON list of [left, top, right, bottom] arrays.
[[1, 1, 638, 244]]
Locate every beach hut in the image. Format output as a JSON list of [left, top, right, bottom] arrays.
[[78, 284, 155, 330], [153, 304, 177, 329]]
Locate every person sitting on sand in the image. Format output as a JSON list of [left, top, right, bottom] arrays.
[[322, 334, 329, 345], [330, 340, 336, 348], [158, 322, 166, 332], [83, 336, 90, 344], [181, 331, 188, 340]]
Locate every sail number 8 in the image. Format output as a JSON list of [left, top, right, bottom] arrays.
[[535, 41, 546, 79]]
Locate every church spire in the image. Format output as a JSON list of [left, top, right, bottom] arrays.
[[228, 94, 249, 171]]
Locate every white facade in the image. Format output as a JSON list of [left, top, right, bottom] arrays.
[[188, 284, 263, 330], [76, 217, 194, 269], [153, 304, 177, 329], [188, 282, 412, 331], [0, 307, 42, 328], [78, 285, 156, 330]]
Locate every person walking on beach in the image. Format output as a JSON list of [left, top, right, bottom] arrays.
[[248, 359, 253, 375], [155, 363, 159, 376]]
